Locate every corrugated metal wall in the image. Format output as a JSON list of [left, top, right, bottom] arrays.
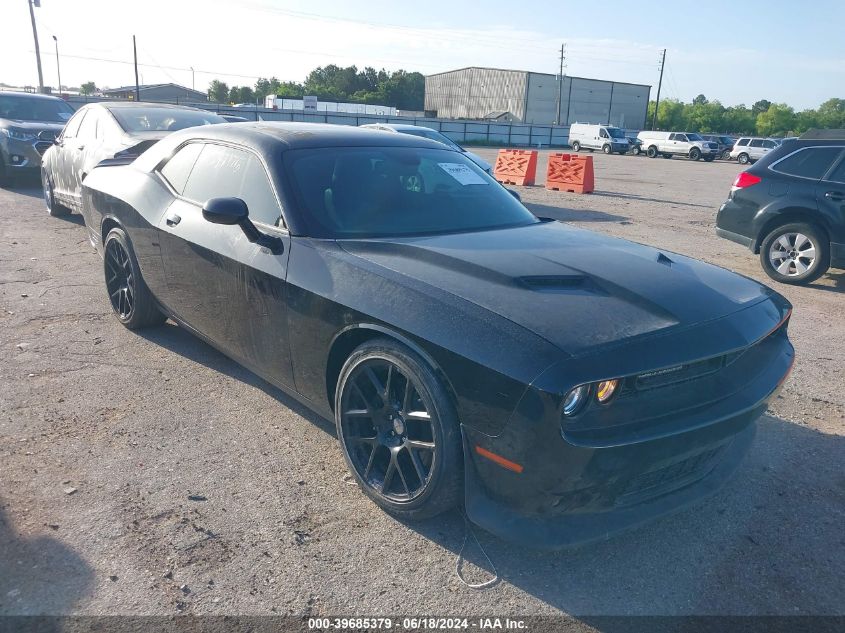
[[425, 67, 649, 128]]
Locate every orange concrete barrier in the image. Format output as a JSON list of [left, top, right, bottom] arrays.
[[493, 149, 538, 186], [545, 153, 595, 194]]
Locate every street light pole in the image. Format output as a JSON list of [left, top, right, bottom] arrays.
[[27, 0, 45, 93], [190, 66, 195, 90], [52, 35, 61, 94]]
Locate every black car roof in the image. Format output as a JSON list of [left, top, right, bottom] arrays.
[[170, 121, 450, 150], [0, 91, 67, 102]]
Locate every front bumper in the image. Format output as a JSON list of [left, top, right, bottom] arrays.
[[1, 135, 52, 171], [463, 303, 793, 549]]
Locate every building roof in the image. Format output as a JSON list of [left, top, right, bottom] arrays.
[[425, 66, 651, 89], [101, 83, 205, 97]]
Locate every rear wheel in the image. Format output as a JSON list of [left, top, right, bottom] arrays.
[[571, 141, 581, 152], [42, 169, 70, 217], [738, 153, 750, 165], [759, 222, 829, 285], [335, 338, 462, 520], [103, 228, 167, 329], [646, 146, 658, 158]]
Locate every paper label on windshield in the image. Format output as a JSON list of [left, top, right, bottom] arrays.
[[438, 162, 488, 185]]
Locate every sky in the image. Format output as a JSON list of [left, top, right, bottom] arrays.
[[2, 0, 843, 109]]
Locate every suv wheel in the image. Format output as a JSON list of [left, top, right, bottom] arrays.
[[689, 147, 702, 161], [571, 141, 581, 152], [722, 149, 731, 160], [760, 222, 829, 285], [602, 144, 612, 155], [646, 146, 658, 158], [738, 153, 750, 165]]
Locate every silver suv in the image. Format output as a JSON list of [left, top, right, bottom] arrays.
[[0, 91, 74, 186], [730, 137, 778, 165]]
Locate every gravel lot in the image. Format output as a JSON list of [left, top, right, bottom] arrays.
[[1, 151, 843, 619]]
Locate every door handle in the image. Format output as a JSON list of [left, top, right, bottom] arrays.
[[165, 213, 181, 226], [76, 145, 85, 151], [825, 191, 845, 202]]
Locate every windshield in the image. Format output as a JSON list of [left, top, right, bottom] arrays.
[[0, 94, 74, 123], [109, 107, 224, 132], [607, 127, 627, 139], [284, 146, 538, 239]]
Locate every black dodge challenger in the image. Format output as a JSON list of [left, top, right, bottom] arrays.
[[78, 122, 794, 548]]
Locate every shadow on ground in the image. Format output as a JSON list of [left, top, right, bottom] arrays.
[[0, 500, 94, 619], [526, 202, 630, 224], [592, 191, 713, 209], [136, 323, 845, 618]]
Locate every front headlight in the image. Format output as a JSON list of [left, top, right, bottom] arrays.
[[562, 384, 590, 417], [3, 128, 38, 142]]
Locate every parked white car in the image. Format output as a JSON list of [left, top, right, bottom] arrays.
[[359, 123, 492, 174], [636, 131, 720, 161], [568, 123, 630, 155], [730, 137, 779, 164]]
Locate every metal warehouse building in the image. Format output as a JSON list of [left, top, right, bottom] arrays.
[[425, 67, 650, 128]]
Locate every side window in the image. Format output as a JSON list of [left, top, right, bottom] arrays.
[[599, 129, 608, 138], [668, 133, 676, 140], [159, 143, 203, 194], [772, 147, 843, 180], [183, 144, 283, 227], [750, 139, 764, 148], [77, 109, 98, 142], [676, 134, 688, 142], [763, 140, 777, 149], [239, 154, 283, 227], [826, 156, 845, 183], [736, 138, 749, 146], [61, 110, 86, 140]]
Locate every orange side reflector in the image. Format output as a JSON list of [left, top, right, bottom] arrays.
[[475, 445, 524, 473]]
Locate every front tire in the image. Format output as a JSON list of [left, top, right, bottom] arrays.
[[335, 338, 463, 520], [722, 149, 731, 160], [42, 169, 70, 217], [602, 144, 612, 155], [759, 222, 829, 285], [103, 228, 167, 329], [689, 148, 702, 161]]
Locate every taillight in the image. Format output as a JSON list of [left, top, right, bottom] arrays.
[[733, 172, 761, 189]]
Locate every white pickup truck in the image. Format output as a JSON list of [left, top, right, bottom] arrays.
[[636, 131, 720, 161]]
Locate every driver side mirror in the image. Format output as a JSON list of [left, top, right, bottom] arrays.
[[202, 197, 284, 254]]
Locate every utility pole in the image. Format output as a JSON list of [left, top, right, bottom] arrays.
[[133, 35, 140, 102], [52, 35, 61, 95], [190, 66, 195, 91], [555, 43, 566, 125], [28, 0, 45, 93], [651, 48, 666, 130]]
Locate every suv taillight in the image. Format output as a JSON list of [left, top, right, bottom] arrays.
[[733, 172, 761, 189]]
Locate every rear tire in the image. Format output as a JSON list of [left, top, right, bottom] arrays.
[[571, 141, 581, 152], [335, 338, 463, 520], [103, 228, 167, 329], [646, 146, 658, 158], [759, 222, 829, 285], [738, 153, 750, 165], [42, 169, 70, 217]]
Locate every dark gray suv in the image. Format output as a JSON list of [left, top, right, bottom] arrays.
[[0, 91, 75, 186]]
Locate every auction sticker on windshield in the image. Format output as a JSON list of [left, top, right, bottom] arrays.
[[438, 163, 488, 185]]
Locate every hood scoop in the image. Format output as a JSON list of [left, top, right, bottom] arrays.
[[656, 252, 674, 267], [518, 275, 605, 296]]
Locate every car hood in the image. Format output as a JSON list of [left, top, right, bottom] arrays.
[[339, 221, 775, 357], [0, 119, 66, 134]]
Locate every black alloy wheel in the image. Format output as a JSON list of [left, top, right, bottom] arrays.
[[103, 228, 167, 329], [646, 146, 658, 158], [336, 339, 462, 519], [689, 147, 702, 161]]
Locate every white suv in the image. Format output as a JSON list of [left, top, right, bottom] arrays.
[[730, 137, 778, 164]]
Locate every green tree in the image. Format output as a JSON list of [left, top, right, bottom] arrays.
[[228, 86, 255, 104], [722, 105, 755, 135], [79, 81, 97, 96], [756, 103, 795, 136], [751, 99, 772, 116], [692, 94, 708, 106], [815, 98, 845, 129], [254, 77, 282, 102], [208, 79, 229, 103]]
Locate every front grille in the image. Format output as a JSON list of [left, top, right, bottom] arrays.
[[616, 445, 723, 505], [34, 141, 52, 156]]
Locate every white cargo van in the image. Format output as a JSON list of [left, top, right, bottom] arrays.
[[568, 123, 630, 155], [636, 131, 719, 161]]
